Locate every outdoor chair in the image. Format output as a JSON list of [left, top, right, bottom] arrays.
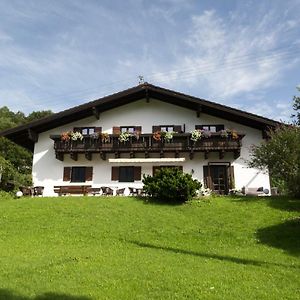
[[33, 186, 44, 196], [116, 188, 125, 196], [101, 186, 114, 196]]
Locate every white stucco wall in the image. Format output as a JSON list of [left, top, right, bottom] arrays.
[[32, 99, 270, 196]]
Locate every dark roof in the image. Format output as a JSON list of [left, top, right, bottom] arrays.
[[0, 83, 280, 151]]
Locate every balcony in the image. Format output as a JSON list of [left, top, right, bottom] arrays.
[[50, 132, 245, 161]]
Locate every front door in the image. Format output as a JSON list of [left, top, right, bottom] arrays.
[[209, 165, 228, 194]]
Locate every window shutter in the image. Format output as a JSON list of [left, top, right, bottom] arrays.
[[134, 167, 141, 181], [152, 126, 160, 132], [135, 126, 142, 133], [173, 125, 182, 133], [63, 167, 71, 181], [113, 127, 120, 134], [85, 167, 93, 181], [228, 165, 235, 189], [111, 167, 119, 180], [95, 127, 102, 133], [203, 166, 213, 189]]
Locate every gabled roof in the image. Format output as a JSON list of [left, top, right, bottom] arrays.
[[0, 83, 280, 151]]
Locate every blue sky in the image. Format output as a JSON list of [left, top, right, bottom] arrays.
[[0, 0, 299, 122]]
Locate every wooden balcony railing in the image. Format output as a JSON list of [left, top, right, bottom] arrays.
[[50, 132, 245, 161]]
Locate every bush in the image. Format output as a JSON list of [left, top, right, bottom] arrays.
[[142, 168, 202, 203]]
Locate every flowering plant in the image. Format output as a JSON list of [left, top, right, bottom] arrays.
[[153, 131, 161, 141], [219, 129, 228, 138], [90, 132, 100, 139], [61, 132, 71, 142], [190, 129, 202, 142], [202, 130, 212, 138], [163, 131, 174, 143], [118, 131, 131, 143], [230, 129, 239, 140], [101, 132, 109, 143], [71, 131, 83, 141]]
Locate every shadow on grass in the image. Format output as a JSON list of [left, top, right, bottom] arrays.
[[0, 289, 91, 300], [127, 240, 300, 269], [266, 197, 300, 212], [257, 218, 300, 256], [131, 196, 184, 206], [231, 196, 300, 212]]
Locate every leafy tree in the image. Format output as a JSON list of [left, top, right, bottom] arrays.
[[292, 87, 300, 125], [143, 168, 202, 203], [249, 125, 300, 197], [0, 106, 53, 190], [26, 110, 53, 123]]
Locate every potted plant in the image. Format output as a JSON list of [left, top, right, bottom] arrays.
[[153, 131, 161, 142], [60, 131, 71, 142], [190, 129, 202, 142], [118, 131, 131, 143], [163, 131, 174, 143], [71, 131, 83, 141], [219, 129, 229, 138], [101, 132, 110, 143]]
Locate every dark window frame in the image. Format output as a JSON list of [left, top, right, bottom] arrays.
[[74, 127, 96, 136], [71, 167, 86, 183], [120, 126, 137, 133], [119, 166, 135, 182], [195, 125, 224, 132]]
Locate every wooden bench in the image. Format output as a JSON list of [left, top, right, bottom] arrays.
[[54, 185, 92, 196]]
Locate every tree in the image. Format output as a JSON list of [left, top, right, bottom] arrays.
[[248, 125, 300, 197], [292, 87, 300, 125], [0, 106, 53, 191]]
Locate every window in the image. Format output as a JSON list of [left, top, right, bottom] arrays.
[[73, 127, 99, 135], [160, 126, 174, 132], [121, 126, 135, 133], [195, 125, 224, 132], [152, 125, 182, 133], [71, 167, 86, 182], [119, 166, 134, 182], [63, 166, 93, 182], [111, 166, 141, 182]]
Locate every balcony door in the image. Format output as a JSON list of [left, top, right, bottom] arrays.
[[203, 164, 234, 195]]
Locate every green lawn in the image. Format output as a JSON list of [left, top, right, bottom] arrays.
[[0, 195, 299, 300]]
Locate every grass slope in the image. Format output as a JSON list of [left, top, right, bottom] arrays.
[[0, 195, 299, 300]]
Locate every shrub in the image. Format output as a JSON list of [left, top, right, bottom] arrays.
[[142, 168, 202, 203]]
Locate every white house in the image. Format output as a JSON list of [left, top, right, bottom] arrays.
[[0, 83, 279, 196]]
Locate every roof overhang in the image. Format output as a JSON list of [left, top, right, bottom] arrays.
[[109, 158, 186, 163], [0, 83, 280, 151]]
